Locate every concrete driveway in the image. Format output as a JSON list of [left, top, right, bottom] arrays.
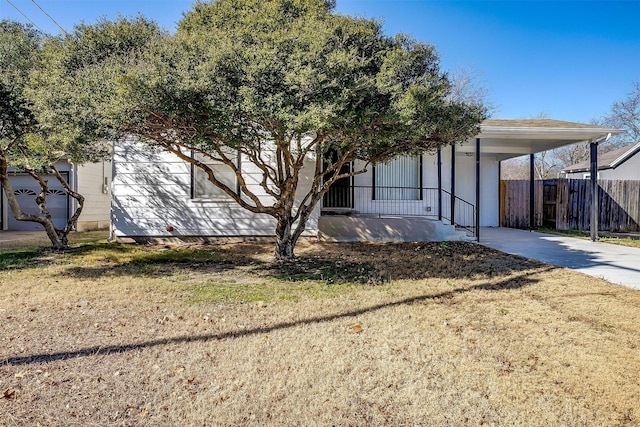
[[479, 227, 640, 290], [0, 230, 47, 243]]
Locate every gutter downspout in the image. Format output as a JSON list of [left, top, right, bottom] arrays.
[[71, 162, 79, 230], [107, 140, 116, 242]]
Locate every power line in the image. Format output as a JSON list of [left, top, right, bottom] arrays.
[[4, 0, 47, 33], [29, 0, 68, 35]]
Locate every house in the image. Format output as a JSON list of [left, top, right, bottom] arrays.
[[561, 142, 640, 180], [0, 160, 112, 231], [110, 119, 619, 242]]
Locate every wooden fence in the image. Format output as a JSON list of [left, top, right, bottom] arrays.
[[500, 178, 640, 232]]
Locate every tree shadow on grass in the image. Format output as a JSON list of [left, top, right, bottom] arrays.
[[0, 239, 543, 290], [0, 248, 58, 271], [1, 269, 550, 367], [50, 242, 271, 278], [50, 240, 548, 286]]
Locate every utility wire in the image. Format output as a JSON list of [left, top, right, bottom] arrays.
[[4, 0, 47, 33], [29, 0, 68, 35]]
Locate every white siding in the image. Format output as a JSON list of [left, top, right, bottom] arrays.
[[76, 161, 112, 231], [599, 154, 640, 180], [480, 155, 500, 227], [111, 140, 319, 238]]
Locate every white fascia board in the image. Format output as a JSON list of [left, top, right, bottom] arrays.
[[478, 126, 622, 141]]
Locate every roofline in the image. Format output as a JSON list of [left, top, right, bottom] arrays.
[[609, 141, 640, 168], [479, 125, 623, 140], [562, 141, 640, 173]]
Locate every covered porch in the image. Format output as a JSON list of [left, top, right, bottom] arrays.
[[318, 119, 621, 242]]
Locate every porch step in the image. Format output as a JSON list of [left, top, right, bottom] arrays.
[[318, 215, 473, 243]]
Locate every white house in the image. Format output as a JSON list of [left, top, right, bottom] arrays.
[[110, 119, 619, 242], [1, 160, 112, 231], [561, 142, 640, 180]]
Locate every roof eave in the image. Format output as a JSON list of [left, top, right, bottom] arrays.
[[609, 141, 640, 168], [479, 126, 623, 141]]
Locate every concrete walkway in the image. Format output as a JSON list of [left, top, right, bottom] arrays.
[[479, 227, 640, 290], [0, 230, 47, 243]]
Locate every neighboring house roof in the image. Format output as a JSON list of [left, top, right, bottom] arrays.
[[458, 119, 623, 161], [562, 141, 640, 173]]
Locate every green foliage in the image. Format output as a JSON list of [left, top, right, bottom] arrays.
[[29, 16, 163, 164], [49, 0, 487, 257], [0, 21, 40, 151], [0, 20, 113, 248]]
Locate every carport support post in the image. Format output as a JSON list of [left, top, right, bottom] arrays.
[[590, 140, 599, 241], [450, 144, 456, 226], [529, 153, 535, 231], [475, 138, 480, 241], [437, 149, 442, 221]]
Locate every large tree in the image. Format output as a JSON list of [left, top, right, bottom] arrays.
[[601, 80, 640, 145], [57, 0, 485, 258], [0, 21, 92, 249], [16, 17, 162, 249], [541, 81, 640, 172]]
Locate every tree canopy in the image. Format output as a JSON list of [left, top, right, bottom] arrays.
[[0, 20, 116, 248], [49, 0, 486, 258]]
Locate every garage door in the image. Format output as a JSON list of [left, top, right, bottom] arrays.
[[6, 174, 69, 231]]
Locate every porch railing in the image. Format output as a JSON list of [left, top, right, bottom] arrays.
[[439, 189, 476, 236], [322, 185, 476, 237]]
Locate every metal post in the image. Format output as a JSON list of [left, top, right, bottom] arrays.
[[590, 141, 599, 241], [450, 144, 456, 226], [475, 138, 481, 241], [498, 159, 502, 227], [437, 149, 442, 220], [530, 153, 535, 231]]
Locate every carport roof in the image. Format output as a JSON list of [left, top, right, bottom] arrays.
[[457, 119, 623, 161]]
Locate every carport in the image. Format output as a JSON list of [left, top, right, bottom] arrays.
[[454, 119, 622, 240]]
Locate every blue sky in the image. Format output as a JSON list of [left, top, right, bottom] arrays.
[[2, 0, 638, 123]]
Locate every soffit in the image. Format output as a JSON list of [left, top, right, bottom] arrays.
[[455, 119, 623, 161]]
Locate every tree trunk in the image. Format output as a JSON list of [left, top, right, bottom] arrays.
[[0, 159, 76, 251], [275, 215, 296, 259]]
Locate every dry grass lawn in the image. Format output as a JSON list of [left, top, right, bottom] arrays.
[[1, 233, 640, 426]]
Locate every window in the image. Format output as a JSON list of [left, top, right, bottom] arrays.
[[192, 151, 239, 199], [582, 172, 600, 180], [373, 155, 421, 200]]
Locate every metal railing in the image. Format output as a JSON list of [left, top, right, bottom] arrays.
[[322, 185, 476, 237], [440, 189, 476, 236]]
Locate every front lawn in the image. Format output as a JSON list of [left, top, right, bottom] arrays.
[[1, 236, 639, 425]]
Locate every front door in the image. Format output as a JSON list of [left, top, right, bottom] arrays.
[[322, 150, 353, 209]]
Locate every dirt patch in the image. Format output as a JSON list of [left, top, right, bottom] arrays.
[[1, 238, 640, 426]]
